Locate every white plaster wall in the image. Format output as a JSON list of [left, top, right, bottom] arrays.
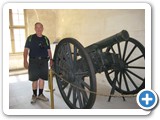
[[56, 9, 145, 47], [25, 9, 144, 47]]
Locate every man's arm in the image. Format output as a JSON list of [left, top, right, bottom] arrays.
[[48, 49, 53, 67], [23, 48, 29, 69]]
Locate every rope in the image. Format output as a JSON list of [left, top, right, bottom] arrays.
[[52, 70, 137, 98]]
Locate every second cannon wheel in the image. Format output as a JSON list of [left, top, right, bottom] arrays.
[[105, 38, 145, 94]]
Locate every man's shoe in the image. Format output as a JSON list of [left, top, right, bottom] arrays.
[[31, 95, 37, 104], [37, 94, 49, 101]]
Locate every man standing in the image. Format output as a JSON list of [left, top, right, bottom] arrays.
[[23, 22, 53, 104]]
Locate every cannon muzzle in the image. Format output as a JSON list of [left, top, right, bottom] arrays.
[[85, 30, 129, 52]]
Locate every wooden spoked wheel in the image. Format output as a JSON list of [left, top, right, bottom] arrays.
[[105, 38, 145, 94], [54, 38, 97, 109]]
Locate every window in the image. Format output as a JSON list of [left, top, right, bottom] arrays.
[[14, 29, 26, 52], [12, 9, 25, 26], [9, 9, 26, 53]]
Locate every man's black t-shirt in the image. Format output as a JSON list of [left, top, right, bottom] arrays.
[[25, 34, 50, 58]]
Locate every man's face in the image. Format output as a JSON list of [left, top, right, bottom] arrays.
[[35, 24, 43, 35]]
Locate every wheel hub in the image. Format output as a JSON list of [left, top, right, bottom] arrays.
[[68, 71, 75, 82], [119, 60, 127, 72]]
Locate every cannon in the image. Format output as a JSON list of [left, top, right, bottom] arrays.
[[53, 30, 145, 109]]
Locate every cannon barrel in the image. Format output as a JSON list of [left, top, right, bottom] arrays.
[[85, 30, 129, 52]]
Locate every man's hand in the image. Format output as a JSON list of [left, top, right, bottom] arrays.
[[24, 61, 29, 69], [48, 49, 53, 67], [50, 59, 53, 67]]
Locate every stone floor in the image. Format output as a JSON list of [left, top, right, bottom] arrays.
[[9, 72, 140, 109]]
